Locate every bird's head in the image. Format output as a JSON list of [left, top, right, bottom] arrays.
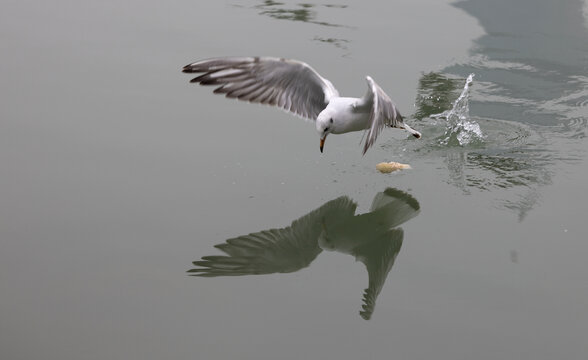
[[316, 111, 334, 153]]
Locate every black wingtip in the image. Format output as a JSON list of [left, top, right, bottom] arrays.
[[182, 65, 196, 73], [361, 144, 369, 156]]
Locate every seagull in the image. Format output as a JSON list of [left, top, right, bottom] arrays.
[[182, 56, 421, 154]]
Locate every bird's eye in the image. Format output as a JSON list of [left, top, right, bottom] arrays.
[[324, 127, 329, 132], [330, 118, 334, 123]]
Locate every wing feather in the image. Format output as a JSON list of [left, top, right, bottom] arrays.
[[188, 196, 356, 277], [360, 76, 421, 154], [183, 56, 339, 120]]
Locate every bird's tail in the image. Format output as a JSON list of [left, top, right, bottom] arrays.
[[401, 123, 421, 139]]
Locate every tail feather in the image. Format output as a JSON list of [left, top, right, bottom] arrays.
[[401, 123, 421, 138]]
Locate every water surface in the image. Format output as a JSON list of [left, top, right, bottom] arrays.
[[1, 1, 587, 359]]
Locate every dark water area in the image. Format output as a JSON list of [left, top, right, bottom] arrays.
[[1, 1, 587, 359]]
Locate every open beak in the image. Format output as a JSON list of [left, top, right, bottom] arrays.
[[320, 136, 326, 153]]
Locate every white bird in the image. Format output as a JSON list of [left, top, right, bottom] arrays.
[[182, 56, 421, 154]]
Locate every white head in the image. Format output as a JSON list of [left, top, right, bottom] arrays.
[[316, 110, 335, 153]]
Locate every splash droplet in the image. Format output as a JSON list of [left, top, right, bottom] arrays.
[[431, 74, 484, 146]]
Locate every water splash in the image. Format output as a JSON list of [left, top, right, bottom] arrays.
[[431, 74, 484, 146]]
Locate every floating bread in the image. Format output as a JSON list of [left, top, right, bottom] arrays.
[[376, 162, 411, 173]]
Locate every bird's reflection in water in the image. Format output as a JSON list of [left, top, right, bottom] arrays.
[[189, 188, 420, 320]]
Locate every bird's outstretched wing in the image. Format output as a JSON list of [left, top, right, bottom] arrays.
[[190, 227, 323, 277], [368, 188, 421, 228], [188, 196, 356, 277], [183, 57, 339, 120], [359, 76, 421, 154], [356, 229, 404, 320]]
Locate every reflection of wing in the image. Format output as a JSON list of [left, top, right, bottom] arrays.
[[183, 57, 339, 120], [191, 229, 321, 276], [354, 229, 403, 320], [189, 196, 357, 277], [358, 76, 421, 154], [367, 187, 420, 228]]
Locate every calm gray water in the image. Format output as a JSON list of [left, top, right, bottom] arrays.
[[2, 1, 587, 359]]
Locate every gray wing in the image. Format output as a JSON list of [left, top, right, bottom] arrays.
[[188, 196, 356, 277], [183, 56, 339, 120], [359, 76, 421, 154], [367, 188, 421, 229], [355, 229, 403, 320], [189, 227, 323, 277]]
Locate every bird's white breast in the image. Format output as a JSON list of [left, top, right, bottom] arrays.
[[327, 97, 371, 134]]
